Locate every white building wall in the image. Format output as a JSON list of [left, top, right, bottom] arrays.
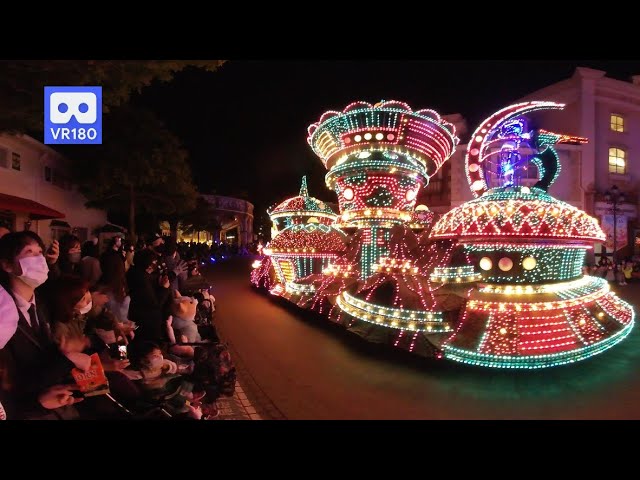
[[516, 68, 640, 216], [0, 134, 107, 246], [449, 146, 473, 207]]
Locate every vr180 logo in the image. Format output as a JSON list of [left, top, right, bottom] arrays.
[[44, 86, 102, 144]]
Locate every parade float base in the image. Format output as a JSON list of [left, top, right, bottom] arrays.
[[442, 278, 635, 369]]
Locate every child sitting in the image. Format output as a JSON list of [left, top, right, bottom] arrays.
[[124, 341, 202, 419], [124, 341, 180, 387]]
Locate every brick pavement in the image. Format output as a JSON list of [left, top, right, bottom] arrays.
[[213, 384, 260, 420], [210, 328, 286, 420]]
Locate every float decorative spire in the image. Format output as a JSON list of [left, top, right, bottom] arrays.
[[299, 175, 309, 197]]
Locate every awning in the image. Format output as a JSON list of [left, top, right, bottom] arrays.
[[0, 193, 65, 220]]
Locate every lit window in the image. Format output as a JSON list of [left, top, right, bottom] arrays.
[[610, 114, 624, 133], [516, 163, 538, 180], [608, 147, 626, 174]]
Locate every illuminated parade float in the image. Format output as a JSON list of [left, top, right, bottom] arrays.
[[251, 100, 635, 368], [261, 176, 344, 297]]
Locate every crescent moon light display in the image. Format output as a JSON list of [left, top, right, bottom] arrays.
[[465, 101, 567, 197]]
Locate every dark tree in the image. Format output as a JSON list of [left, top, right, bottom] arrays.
[[74, 106, 198, 240], [0, 60, 225, 133], [179, 196, 223, 239]]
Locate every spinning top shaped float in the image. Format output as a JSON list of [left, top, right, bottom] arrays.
[[307, 100, 459, 279], [305, 101, 463, 352], [431, 101, 635, 368]]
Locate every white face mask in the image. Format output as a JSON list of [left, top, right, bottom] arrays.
[[17, 255, 49, 288], [77, 301, 93, 315]]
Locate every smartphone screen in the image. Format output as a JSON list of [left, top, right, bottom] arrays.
[[118, 345, 128, 359]]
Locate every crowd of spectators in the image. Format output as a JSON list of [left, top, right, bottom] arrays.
[[176, 240, 256, 266], [584, 256, 640, 286], [0, 228, 235, 420]]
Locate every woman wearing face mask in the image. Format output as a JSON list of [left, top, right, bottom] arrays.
[[47, 275, 96, 338], [0, 231, 84, 419], [36, 299, 130, 420], [50, 234, 82, 278]]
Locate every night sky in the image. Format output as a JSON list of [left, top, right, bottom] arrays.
[[131, 60, 640, 221]]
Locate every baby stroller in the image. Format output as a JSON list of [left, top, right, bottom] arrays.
[[186, 342, 237, 403], [181, 275, 219, 342], [158, 340, 237, 416]]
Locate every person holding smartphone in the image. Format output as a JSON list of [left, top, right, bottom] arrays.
[[126, 250, 171, 344]]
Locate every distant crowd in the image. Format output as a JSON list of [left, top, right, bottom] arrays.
[[173, 239, 257, 266], [584, 256, 640, 286]]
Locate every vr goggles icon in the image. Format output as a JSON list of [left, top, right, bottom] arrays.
[[49, 92, 97, 124]]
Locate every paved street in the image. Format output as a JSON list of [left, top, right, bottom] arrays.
[[206, 257, 640, 419]]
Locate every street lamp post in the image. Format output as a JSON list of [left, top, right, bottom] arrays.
[[604, 185, 625, 266]]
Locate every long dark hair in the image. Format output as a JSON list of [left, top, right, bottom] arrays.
[[101, 243, 128, 304], [57, 234, 81, 275], [47, 275, 89, 325], [0, 231, 46, 291]]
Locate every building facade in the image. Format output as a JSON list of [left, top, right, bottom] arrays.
[[449, 67, 640, 261], [419, 113, 468, 214], [177, 194, 254, 247], [0, 133, 107, 245]]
